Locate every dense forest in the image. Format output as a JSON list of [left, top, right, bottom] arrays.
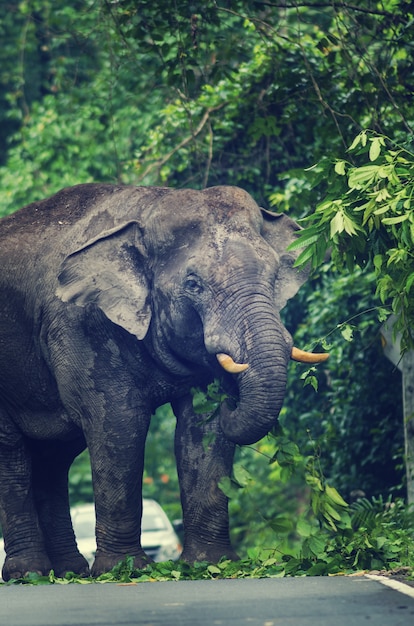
[[1, 0, 413, 569]]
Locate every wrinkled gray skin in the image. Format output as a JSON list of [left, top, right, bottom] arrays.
[[0, 184, 307, 581]]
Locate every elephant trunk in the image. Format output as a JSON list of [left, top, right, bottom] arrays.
[[215, 317, 291, 446]]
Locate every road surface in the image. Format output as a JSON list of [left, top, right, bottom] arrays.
[[1, 575, 414, 625]]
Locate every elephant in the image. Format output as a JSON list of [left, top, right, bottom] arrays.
[[0, 183, 327, 581]]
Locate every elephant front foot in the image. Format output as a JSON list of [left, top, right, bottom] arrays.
[[2, 553, 52, 582], [91, 550, 153, 577], [51, 553, 91, 578], [180, 539, 239, 564]]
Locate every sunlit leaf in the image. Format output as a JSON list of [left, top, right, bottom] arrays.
[[348, 133, 362, 151], [340, 324, 354, 342], [373, 254, 384, 271], [293, 244, 317, 268], [325, 484, 348, 508], [334, 160, 346, 175], [348, 165, 380, 189], [382, 214, 409, 225], [374, 187, 391, 202], [369, 137, 382, 161], [330, 211, 345, 237]]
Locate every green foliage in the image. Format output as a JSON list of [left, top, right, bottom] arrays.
[[324, 497, 414, 573], [185, 383, 410, 576], [2, 1, 414, 207], [69, 449, 93, 505], [141, 404, 182, 521], [283, 266, 405, 500], [100, 0, 236, 94], [192, 379, 228, 415], [290, 131, 414, 351], [0, 0, 164, 215]]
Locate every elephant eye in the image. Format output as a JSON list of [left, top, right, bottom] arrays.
[[184, 274, 204, 295]]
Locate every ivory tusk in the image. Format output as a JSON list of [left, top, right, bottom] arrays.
[[216, 353, 249, 374], [291, 346, 329, 364]]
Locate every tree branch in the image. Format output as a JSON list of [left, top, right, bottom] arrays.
[[247, 1, 403, 20], [137, 104, 225, 183]]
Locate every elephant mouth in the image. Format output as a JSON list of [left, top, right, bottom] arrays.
[[216, 347, 329, 373]]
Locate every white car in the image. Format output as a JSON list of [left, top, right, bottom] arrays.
[[71, 499, 182, 565], [0, 498, 182, 578]]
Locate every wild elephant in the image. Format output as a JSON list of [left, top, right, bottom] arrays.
[[0, 184, 326, 580]]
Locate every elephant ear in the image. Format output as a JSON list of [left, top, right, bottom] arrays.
[[260, 208, 310, 310], [56, 222, 151, 340]]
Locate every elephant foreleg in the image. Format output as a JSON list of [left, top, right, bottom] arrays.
[[84, 406, 153, 577], [172, 395, 239, 564]]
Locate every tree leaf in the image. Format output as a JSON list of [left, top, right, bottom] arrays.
[[334, 160, 346, 175], [348, 165, 379, 189], [218, 476, 241, 499], [382, 214, 409, 225], [267, 515, 294, 533], [373, 254, 384, 271], [293, 245, 317, 268], [406, 273, 414, 292], [342, 213, 360, 235], [340, 324, 354, 342], [233, 463, 252, 487], [369, 137, 382, 161], [325, 484, 348, 508], [348, 133, 362, 151], [287, 230, 320, 251], [330, 211, 345, 237]]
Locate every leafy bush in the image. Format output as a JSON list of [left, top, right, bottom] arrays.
[[290, 131, 414, 352]]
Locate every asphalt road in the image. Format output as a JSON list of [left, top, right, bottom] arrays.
[[1, 576, 414, 626]]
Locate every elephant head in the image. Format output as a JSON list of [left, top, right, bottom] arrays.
[[57, 185, 327, 445]]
